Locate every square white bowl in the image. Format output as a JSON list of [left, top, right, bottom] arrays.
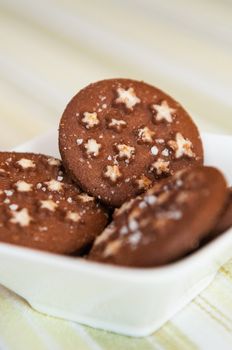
[[0, 130, 231, 337]]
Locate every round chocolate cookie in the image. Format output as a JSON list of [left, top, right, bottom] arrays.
[[59, 79, 203, 207], [0, 152, 108, 254], [88, 166, 227, 267], [211, 187, 232, 237]]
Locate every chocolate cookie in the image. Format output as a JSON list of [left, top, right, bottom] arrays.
[[0, 152, 108, 254], [88, 166, 227, 267], [210, 187, 232, 237], [59, 79, 203, 207]]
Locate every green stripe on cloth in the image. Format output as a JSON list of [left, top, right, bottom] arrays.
[[0, 285, 100, 350], [0, 286, 48, 350], [152, 323, 198, 350]]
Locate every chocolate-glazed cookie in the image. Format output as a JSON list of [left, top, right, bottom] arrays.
[[88, 166, 227, 267], [211, 187, 232, 237], [59, 79, 203, 207], [0, 152, 108, 254]]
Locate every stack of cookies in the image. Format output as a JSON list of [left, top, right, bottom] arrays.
[[0, 79, 231, 267]]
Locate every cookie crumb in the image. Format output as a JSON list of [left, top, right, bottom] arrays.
[[9, 204, 18, 211], [161, 148, 169, 157], [151, 145, 159, 156], [4, 190, 13, 197], [76, 138, 83, 145]]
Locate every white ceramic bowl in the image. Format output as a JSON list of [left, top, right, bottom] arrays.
[[0, 131, 231, 337]]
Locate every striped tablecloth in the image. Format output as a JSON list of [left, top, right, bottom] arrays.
[[0, 1, 231, 349]]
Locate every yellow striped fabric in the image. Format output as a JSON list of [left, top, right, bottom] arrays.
[[0, 0, 232, 348]]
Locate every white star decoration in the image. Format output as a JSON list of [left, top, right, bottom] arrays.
[[10, 208, 32, 227], [40, 200, 58, 212], [137, 127, 155, 143], [103, 240, 122, 257], [78, 193, 94, 202], [152, 158, 170, 175], [116, 144, 135, 160], [47, 158, 61, 166], [66, 211, 80, 222], [84, 139, 101, 157], [15, 181, 33, 192], [82, 112, 99, 128], [17, 158, 36, 169], [152, 100, 175, 123], [104, 165, 122, 183], [168, 133, 195, 159], [136, 175, 152, 190], [45, 179, 64, 192], [108, 118, 127, 132], [115, 87, 140, 110]]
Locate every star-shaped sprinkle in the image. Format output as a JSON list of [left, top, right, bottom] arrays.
[[78, 193, 94, 202], [107, 118, 127, 132], [84, 139, 101, 157], [151, 158, 170, 175], [94, 223, 116, 246], [103, 240, 122, 257], [104, 165, 122, 183], [17, 158, 36, 169], [136, 175, 152, 190], [82, 112, 99, 129], [47, 158, 61, 166], [10, 208, 32, 227], [168, 133, 195, 158], [116, 144, 135, 160], [151, 100, 175, 123], [115, 87, 140, 110], [15, 181, 33, 192], [66, 211, 80, 222], [45, 179, 64, 192], [40, 200, 58, 212], [137, 127, 155, 143]]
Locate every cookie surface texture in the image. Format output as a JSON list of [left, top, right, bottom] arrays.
[[0, 152, 108, 254], [59, 79, 203, 207], [88, 166, 227, 267], [211, 187, 232, 237]]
